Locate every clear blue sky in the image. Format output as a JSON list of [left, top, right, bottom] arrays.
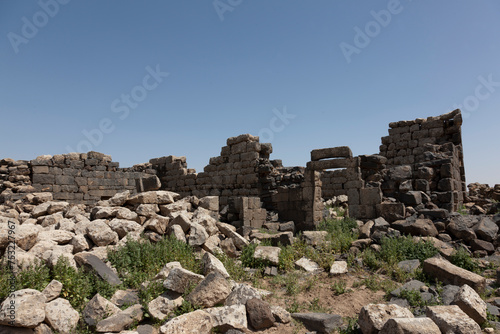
[[1, 1, 499, 186]]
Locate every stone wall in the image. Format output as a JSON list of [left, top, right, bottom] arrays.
[[0, 152, 154, 205], [0, 109, 469, 226], [378, 109, 466, 211]]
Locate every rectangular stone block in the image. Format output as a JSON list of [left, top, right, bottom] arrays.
[[32, 166, 49, 174], [360, 187, 382, 206], [32, 174, 55, 184], [311, 146, 352, 161], [307, 158, 352, 170]]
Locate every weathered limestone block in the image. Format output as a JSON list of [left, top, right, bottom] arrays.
[[83, 293, 121, 327], [295, 257, 323, 273], [330, 261, 348, 275], [0, 289, 46, 328], [426, 305, 481, 334], [163, 267, 204, 294], [44, 298, 79, 334], [253, 246, 280, 266], [159, 309, 214, 334], [186, 272, 232, 308], [423, 257, 486, 292], [42, 280, 63, 302], [452, 284, 487, 325], [205, 304, 247, 332], [203, 252, 230, 278], [148, 293, 183, 321], [379, 317, 440, 334], [95, 304, 143, 333], [358, 303, 414, 334]]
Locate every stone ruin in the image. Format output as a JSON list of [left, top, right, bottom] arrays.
[[0, 109, 467, 229]]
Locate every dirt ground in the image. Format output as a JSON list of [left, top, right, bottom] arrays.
[[243, 270, 387, 333]]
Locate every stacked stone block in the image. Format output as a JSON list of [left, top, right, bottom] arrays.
[[150, 134, 272, 209], [0, 152, 154, 205], [30, 152, 154, 204], [379, 109, 466, 211], [0, 158, 33, 202]]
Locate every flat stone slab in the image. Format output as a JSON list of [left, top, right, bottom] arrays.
[[292, 312, 343, 333], [75, 253, 122, 286], [423, 257, 486, 292]]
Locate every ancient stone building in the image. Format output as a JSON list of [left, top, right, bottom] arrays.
[[0, 110, 467, 229]]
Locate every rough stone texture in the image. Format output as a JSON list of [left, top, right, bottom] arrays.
[[205, 304, 247, 332], [271, 305, 291, 324], [423, 257, 486, 292], [225, 283, 262, 306], [96, 304, 143, 333], [163, 267, 204, 294], [358, 303, 414, 334], [148, 293, 183, 320], [253, 246, 281, 265], [392, 218, 438, 237], [295, 257, 322, 272], [426, 305, 481, 334], [330, 261, 348, 275], [83, 293, 121, 327], [44, 298, 79, 334], [159, 309, 214, 334], [202, 252, 230, 278], [452, 284, 487, 325], [0, 289, 46, 328], [110, 290, 140, 308], [87, 219, 119, 246], [42, 280, 63, 302], [379, 317, 441, 334], [186, 272, 232, 308], [302, 231, 328, 246], [74, 252, 122, 286], [291, 313, 343, 333], [246, 298, 275, 330]]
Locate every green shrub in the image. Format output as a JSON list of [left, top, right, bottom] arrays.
[[317, 217, 358, 254], [52, 257, 117, 311], [214, 251, 248, 281], [107, 234, 201, 288], [240, 243, 270, 269], [331, 280, 347, 295], [379, 235, 439, 266], [450, 246, 480, 273]]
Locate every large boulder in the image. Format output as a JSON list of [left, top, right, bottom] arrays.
[[95, 304, 143, 333], [159, 309, 214, 334], [82, 293, 121, 327], [44, 298, 79, 334], [148, 293, 183, 321], [205, 304, 247, 332], [0, 289, 46, 328], [163, 267, 204, 294], [246, 298, 274, 330], [186, 272, 232, 308]]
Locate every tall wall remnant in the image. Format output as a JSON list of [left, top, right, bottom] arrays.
[[0, 110, 467, 229], [378, 109, 465, 212]]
